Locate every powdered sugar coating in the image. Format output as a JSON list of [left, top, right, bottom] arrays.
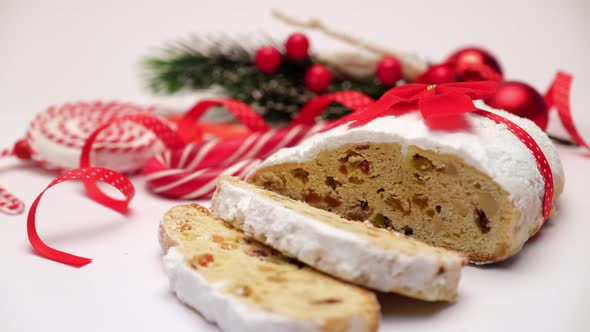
[[211, 178, 465, 301], [163, 248, 324, 332], [249, 103, 564, 260]]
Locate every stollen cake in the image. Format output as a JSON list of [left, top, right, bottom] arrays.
[[247, 103, 565, 264], [211, 176, 467, 301], [159, 204, 380, 332]]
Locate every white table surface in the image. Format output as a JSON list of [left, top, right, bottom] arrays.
[[1, 1, 589, 331]]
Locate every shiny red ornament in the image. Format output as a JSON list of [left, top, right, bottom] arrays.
[[304, 64, 332, 92], [447, 47, 502, 80], [376, 56, 402, 86], [485, 81, 548, 130], [285, 33, 310, 60], [255, 46, 282, 73], [421, 64, 456, 84]]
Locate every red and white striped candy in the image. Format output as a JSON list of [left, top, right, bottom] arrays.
[[144, 123, 325, 199]]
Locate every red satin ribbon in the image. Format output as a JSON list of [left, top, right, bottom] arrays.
[[344, 81, 499, 130], [177, 99, 270, 143], [27, 167, 134, 267], [28, 114, 186, 267], [545, 72, 589, 150], [474, 110, 554, 222]]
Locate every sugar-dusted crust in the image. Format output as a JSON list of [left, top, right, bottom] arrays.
[[211, 177, 467, 301], [247, 106, 564, 264], [159, 204, 380, 332]]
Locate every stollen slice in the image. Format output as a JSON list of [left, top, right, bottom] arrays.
[[159, 203, 380, 332], [211, 176, 467, 302], [246, 107, 564, 264]]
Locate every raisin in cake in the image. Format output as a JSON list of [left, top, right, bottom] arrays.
[[247, 104, 564, 264], [159, 204, 380, 332], [211, 176, 467, 301]]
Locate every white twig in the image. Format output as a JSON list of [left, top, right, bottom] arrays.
[[271, 9, 428, 81]]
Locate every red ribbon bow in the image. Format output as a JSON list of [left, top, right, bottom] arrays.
[[347, 80, 499, 130]]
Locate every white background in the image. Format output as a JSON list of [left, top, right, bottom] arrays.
[[1, 1, 589, 331]]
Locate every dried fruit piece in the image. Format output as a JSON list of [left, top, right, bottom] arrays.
[[412, 194, 429, 209], [190, 253, 214, 268], [360, 160, 372, 174], [338, 164, 348, 175], [211, 234, 225, 243], [304, 191, 322, 204], [324, 195, 342, 208], [180, 223, 192, 232], [475, 207, 491, 233]]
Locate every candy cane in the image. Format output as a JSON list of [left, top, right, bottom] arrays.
[[144, 91, 375, 199]]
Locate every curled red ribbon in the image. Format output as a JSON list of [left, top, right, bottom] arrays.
[[176, 99, 270, 143], [27, 167, 135, 267], [28, 115, 186, 267], [545, 72, 589, 150]]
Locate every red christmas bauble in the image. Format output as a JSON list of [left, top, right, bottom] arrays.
[[376, 56, 402, 86], [447, 47, 503, 80], [485, 81, 548, 130], [255, 46, 282, 73], [304, 64, 332, 93], [422, 64, 455, 84], [285, 33, 310, 60]]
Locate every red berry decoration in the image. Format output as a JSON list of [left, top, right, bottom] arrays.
[[285, 33, 310, 60], [13, 139, 31, 160], [422, 64, 456, 84], [304, 64, 332, 93], [255, 46, 282, 73], [485, 81, 549, 130], [376, 56, 402, 86], [447, 47, 503, 80]]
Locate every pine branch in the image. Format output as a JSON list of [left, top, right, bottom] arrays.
[[142, 36, 388, 123]]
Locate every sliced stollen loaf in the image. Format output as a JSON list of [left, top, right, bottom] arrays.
[[159, 204, 380, 332], [247, 105, 565, 264], [210, 176, 467, 302]]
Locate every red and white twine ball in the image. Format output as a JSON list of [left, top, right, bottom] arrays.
[[26, 101, 159, 173]]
